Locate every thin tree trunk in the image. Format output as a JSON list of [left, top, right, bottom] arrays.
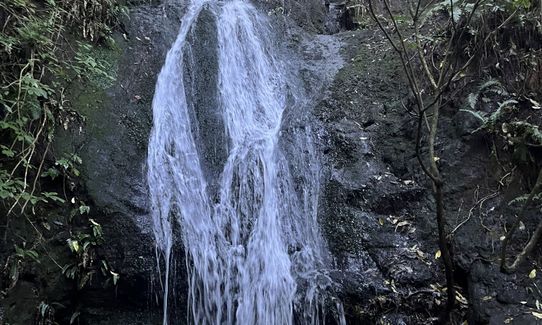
[[501, 168, 542, 273], [435, 182, 455, 312]]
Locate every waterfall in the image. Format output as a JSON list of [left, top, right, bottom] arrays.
[[147, 0, 344, 324]]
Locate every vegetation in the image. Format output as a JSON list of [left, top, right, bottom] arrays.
[[1, 0, 126, 322], [367, 0, 541, 321]]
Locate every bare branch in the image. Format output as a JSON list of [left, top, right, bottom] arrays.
[[501, 169, 542, 273]]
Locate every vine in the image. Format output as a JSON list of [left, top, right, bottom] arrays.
[[1, 0, 127, 322]]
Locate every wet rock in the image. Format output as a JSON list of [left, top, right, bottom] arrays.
[[314, 27, 447, 323], [3, 0, 538, 323], [467, 261, 542, 325], [314, 15, 542, 323], [323, 0, 358, 34]]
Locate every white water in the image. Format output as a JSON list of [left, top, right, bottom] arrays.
[[147, 1, 344, 324]]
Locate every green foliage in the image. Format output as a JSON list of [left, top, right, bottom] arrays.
[[423, 0, 471, 23], [461, 77, 541, 164], [55, 153, 82, 177], [62, 0, 129, 41], [506, 121, 542, 147], [1, 0, 125, 321], [35, 301, 60, 325], [63, 218, 119, 290], [509, 192, 542, 206], [3, 243, 40, 291], [0, 0, 121, 215], [426, 0, 537, 17], [70, 311, 81, 325], [72, 42, 116, 87], [460, 79, 520, 132]]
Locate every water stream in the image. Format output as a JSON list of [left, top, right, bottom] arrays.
[[147, 1, 344, 323]]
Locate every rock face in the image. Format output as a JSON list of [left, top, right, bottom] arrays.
[[2, 2, 181, 324], [309, 31, 442, 323], [183, 8, 228, 199], [309, 21, 542, 325], [55, 3, 187, 324]]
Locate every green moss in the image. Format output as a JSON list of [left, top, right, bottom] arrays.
[[335, 52, 367, 83], [53, 38, 122, 160], [334, 43, 401, 87], [82, 40, 123, 89], [70, 36, 122, 118]]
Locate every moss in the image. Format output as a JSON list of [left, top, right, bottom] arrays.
[[82, 39, 123, 89], [53, 35, 123, 156], [322, 209, 364, 256], [334, 51, 367, 84], [70, 39, 123, 120], [320, 181, 365, 257], [318, 36, 404, 126], [334, 43, 401, 89]]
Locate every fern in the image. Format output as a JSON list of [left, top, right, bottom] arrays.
[[510, 121, 542, 146], [486, 99, 518, 129], [509, 192, 542, 206], [467, 78, 504, 110], [460, 108, 486, 122], [467, 93, 479, 109], [459, 99, 517, 133], [480, 79, 502, 90]]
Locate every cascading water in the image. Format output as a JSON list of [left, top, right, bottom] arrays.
[[147, 0, 345, 324]]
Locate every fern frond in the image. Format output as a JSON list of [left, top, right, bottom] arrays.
[[510, 121, 542, 146], [468, 93, 479, 109], [509, 192, 542, 206], [459, 108, 487, 122], [485, 99, 518, 129], [480, 79, 502, 91]]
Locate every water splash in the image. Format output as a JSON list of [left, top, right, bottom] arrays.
[[147, 1, 345, 324]]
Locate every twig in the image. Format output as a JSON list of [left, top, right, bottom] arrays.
[[450, 191, 499, 235], [501, 168, 542, 273]]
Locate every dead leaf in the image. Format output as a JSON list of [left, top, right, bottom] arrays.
[[416, 250, 426, 259], [528, 98, 541, 110], [456, 291, 468, 305], [397, 221, 410, 227]]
